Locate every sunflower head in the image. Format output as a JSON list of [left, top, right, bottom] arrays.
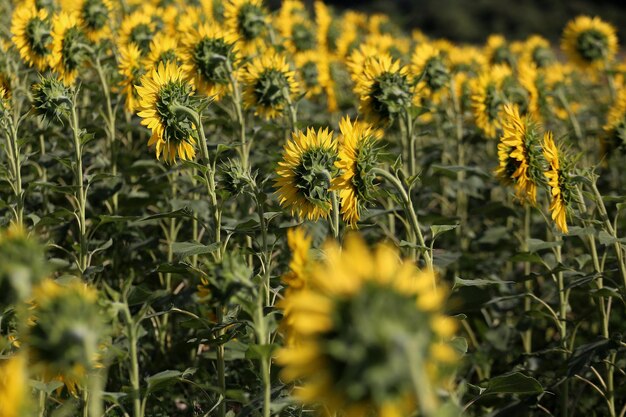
[[355, 54, 413, 125], [32, 75, 73, 124], [485, 34, 514, 67], [119, 10, 155, 55], [411, 42, 450, 93], [118, 42, 146, 113], [331, 116, 382, 227], [524, 35, 555, 68], [0, 225, 47, 310], [49, 12, 90, 85], [146, 32, 182, 70], [242, 52, 299, 120], [470, 64, 511, 138], [224, 0, 267, 54], [28, 279, 105, 396], [603, 84, 626, 153], [181, 23, 238, 99], [218, 158, 255, 197], [62, 0, 114, 42], [276, 234, 459, 417], [561, 16, 618, 69], [11, 3, 53, 71], [0, 87, 10, 118], [542, 132, 574, 234], [136, 61, 198, 163], [275, 127, 338, 221], [495, 104, 546, 205]]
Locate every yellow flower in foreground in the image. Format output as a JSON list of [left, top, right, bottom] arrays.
[[561, 16, 618, 69], [11, 3, 52, 71], [0, 355, 27, 417], [136, 62, 197, 163], [276, 234, 458, 417], [275, 128, 337, 221], [543, 132, 568, 233]]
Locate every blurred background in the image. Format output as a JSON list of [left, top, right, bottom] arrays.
[[269, 0, 626, 44]]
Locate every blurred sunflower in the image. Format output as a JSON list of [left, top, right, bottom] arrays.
[[29, 279, 104, 396], [543, 132, 571, 233], [294, 51, 330, 98], [49, 12, 89, 85], [275, 127, 337, 221], [11, 3, 53, 71], [118, 43, 146, 113], [224, 0, 268, 55], [242, 52, 299, 120], [60, 0, 114, 42], [411, 42, 450, 102], [331, 116, 381, 227], [470, 64, 511, 138], [495, 104, 545, 205], [561, 16, 618, 69], [354, 54, 412, 126], [523, 35, 555, 68], [281, 226, 313, 295], [485, 34, 514, 67], [517, 60, 540, 121], [136, 61, 197, 163], [145, 32, 182, 70], [0, 354, 27, 417], [119, 9, 155, 55], [314, 0, 331, 51], [276, 0, 316, 54], [181, 23, 238, 99], [276, 234, 458, 417]]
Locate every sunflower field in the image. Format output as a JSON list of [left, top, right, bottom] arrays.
[[2, 0, 626, 416]]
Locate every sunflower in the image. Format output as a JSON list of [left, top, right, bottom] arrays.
[[517, 59, 540, 121], [181, 23, 238, 99], [281, 226, 313, 295], [411, 42, 450, 103], [242, 52, 299, 120], [561, 16, 618, 69], [118, 9, 155, 55], [495, 104, 545, 205], [145, 32, 182, 70], [60, 0, 114, 42], [522, 35, 555, 68], [136, 61, 197, 163], [484, 34, 514, 67], [294, 50, 331, 98], [331, 116, 380, 227], [29, 279, 103, 396], [314, 0, 331, 51], [276, 0, 316, 54], [470, 64, 511, 138], [224, 0, 268, 55], [276, 234, 458, 417], [275, 127, 337, 221], [354, 54, 413, 126], [49, 12, 89, 85], [543, 132, 569, 233], [11, 3, 53, 71], [0, 354, 27, 417], [118, 42, 146, 112]]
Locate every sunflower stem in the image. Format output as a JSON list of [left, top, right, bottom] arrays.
[[69, 100, 88, 275], [227, 60, 248, 170], [2, 114, 23, 227], [521, 204, 533, 354], [331, 191, 340, 239], [372, 168, 432, 269]]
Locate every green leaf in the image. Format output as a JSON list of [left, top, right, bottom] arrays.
[[482, 372, 543, 395], [450, 337, 468, 354], [30, 379, 64, 395], [454, 277, 514, 288], [145, 370, 182, 393], [527, 238, 561, 252], [172, 241, 220, 259], [430, 224, 459, 239]]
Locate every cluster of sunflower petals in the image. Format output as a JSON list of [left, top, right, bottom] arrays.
[[277, 230, 459, 417]]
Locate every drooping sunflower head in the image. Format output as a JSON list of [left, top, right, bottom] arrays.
[[119, 9, 156, 55], [48, 12, 89, 85], [242, 52, 299, 120], [61, 0, 114, 42], [0, 224, 47, 310], [145, 32, 182, 70], [561, 16, 618, 69], [118, 42, 146, 113], [523, 35, 555, 68], [276, 234, 459, 417], [411, 42, 450, 94], [224, 0, 268, 55], [181, 23, 238, 99], [495, 104, 546, 205], [11, 3, 53, 71], [355, 54, 413, 126], [0, 354, 28, 417], [275, 127, 338, 221], [470, 64, 512, 138], [31, 75, 73, 124], [136, 61, 198, 163], [28, 279, 105, 396], [543, 131, 574, 234], [331, 116, 381, 228]]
